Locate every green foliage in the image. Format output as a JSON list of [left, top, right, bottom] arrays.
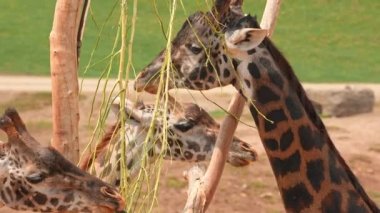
[[166, 176, 187, 189], [0, 0, 379, 82], [210, 109, 227, 119]]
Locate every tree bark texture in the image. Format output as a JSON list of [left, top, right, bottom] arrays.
[[49, 0, 83, 163]]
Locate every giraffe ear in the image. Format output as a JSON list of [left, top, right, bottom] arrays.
[[225, 28, 268, 51]]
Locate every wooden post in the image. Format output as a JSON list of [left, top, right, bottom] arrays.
[[49, 0, 83, 163], [183, 0, 283, 211]]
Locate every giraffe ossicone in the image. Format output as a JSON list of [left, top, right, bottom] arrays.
[[134, 0, 379, 212], [82, 97, 258, 186], [0, 108, 125, 212]]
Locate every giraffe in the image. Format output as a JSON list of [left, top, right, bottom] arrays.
[[134, 0, 379, 212], [80, 97, 258, 186], [0, 108, 125, 212]]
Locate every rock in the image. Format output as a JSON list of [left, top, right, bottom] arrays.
[[306, 86, 375, 117]]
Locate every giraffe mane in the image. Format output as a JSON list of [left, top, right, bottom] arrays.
[[80, 123, 120, 171], [260, 27, 379, 211]]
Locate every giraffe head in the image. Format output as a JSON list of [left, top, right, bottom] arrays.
[[114, 97, 258, 166], [135, 0, 247, 93], [0, 108, 125, 212], [83, 97, 258, 186]]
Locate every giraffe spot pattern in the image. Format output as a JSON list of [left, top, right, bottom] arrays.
[[249, 105, 259, 126], [264, 109, 288, 132], [279, 128, 294, 151], [223, 68, 230, 78], [347, 190, 368, 213], [248, 62, 261, 79], [19, 185, 28, 195], [282, 183, 314, 213], [174, 148, 181, 155], [222, 54, 228, 63], [285, 96, 304, 120], [33, 192, 47, 205], [203, 138, 214, 152], [214, 43, 219, 50], [244, 79, 251, 88], [259, 57, 284, 89], [127, 158, 134, 170], [268, 71, 284, 90], [199, 67, 208, 80], [230, 78, 237, 86], [306, 159, 325, 192], [232, 59, 240, 70], [321, 190, 342, 213], [58, 205, 69, 211], [256, 86, 280, 104], [208, 76, 215, 84], [63, 192, 74, 203], [186, 140, 201, 152], [24, 199, 35, 208], [167, 138, 174, 146], [298, 125, 324, 151], [270, 150, 301, 177], [206, 61, 215, 74], [247, 48, 256, 55], [15, 188, 23, 201], [50, 198, 59, 206], [175, 139, 183, 147], [328, 150, 348, 184], [263, 138, 278, 151], [196, 155, 206, 161], [184, 151, 193, 160], [189, 70, 198, 80], [194, 82, 203, 89]]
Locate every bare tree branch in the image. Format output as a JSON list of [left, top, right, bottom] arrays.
[[183, 164, 207, 213]]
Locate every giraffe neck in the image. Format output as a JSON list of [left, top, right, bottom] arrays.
[[235, 38, 378, 212]]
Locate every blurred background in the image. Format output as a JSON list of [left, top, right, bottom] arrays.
[[0, 0, 379, 82]]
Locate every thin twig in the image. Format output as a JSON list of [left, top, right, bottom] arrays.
[[77, 0, 91, 63]]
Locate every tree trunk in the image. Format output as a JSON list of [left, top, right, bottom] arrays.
[[49, 0, 83, 163]]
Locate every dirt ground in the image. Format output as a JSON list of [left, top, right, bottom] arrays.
[[0, 82, 379, 213]]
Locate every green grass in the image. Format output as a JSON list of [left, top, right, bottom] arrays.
[[210, 109, 227, 119], [0, 0, 379, 82], [166, 176, 187, 189]]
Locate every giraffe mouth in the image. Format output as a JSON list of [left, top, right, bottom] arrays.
[[134, 68, 160, 94], [113, 98, 143, 124], [97, 186, 126, 212]]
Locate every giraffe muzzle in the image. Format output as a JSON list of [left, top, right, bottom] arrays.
[[100, 186, 126, 212]]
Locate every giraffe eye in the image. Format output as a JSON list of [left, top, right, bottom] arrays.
[[173, 119, 195, 132], [186, 44, 202, 54], [26, 172, 47, 184]]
